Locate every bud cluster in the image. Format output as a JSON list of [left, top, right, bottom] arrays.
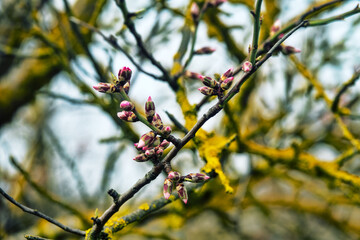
[[190, 68, 234, 97], [132, 96, 173, 162], [163, 171, 210, 204], [93, 67, 132, 94]]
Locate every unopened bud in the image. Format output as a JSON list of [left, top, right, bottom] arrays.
[[270, 19, 281, 36], [281, 45, 301, 55], [120, 101, 134, 111], [184, 173, 210, 183], [123, 81, 130, 94], [145, 96, 155, 120], [220, 77, 234, 90], [242, 61, 252, 73], [145, 148, 156, 157], [162, 126, 172, 136], [194, 47, 216, 55], [201, 76, 218, 88], [137, 131, 156, 149], [190, 2, 200, 22], [221, 68, 234, 80], [152, 113, 163, 130], [117, 111, 138, 122], [149, 137, 161, 148], [168, 171, 181, 182], [160, 140, 170, 149], [93, 83, 116, 93], [198, 86, 216, 96], [118, 67, 132, 86], [133, 153, 148, 162], [163, 178, 173, 200], [185, 71, 203, 80], [156, 148, 164, 156], [176, 183, 188, 204]]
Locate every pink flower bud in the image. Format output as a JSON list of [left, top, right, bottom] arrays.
[[120, 101, 135, 111], [162, 126, 172, 136], [159, 140, 170, 149], [221, 68, 234, 80], [281, 45, 301, 55], [194, 47, 216, 55], [176, 183, 188, 204], [117, 67, 132, 86], [184, 173, 210, 183], [152, 113, 163, 130], [190, 2, 200, 22], [133, 153, 148, 162], [270, 19, 281, 36], [220, 77, 234, 90], [185, 71, 203, 80], [198, 86, 216, 96], [117, 111, 138, 122], [145, 148, 156, 157], [145, 96, 155, 120], [93, 83, 116, 93], [209, 0, 227, 7], [163, 178, 173, 200], [149, 137, 161, 148], [201, 76, 218, 88], [242, 61, 252, 73], [137, 131, 156, 149], [168, 171, 181, 182], [156, 148, 164, 156]]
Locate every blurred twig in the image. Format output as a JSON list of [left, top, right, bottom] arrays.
[[0, 187, 85, 237]]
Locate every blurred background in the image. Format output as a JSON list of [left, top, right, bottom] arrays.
[[1, 0, 360, 239]]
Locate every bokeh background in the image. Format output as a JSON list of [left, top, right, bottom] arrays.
[[1, 0, 360, 239]]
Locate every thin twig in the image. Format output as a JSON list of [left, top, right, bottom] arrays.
[[0, 187, 85, 237], [249, 0, 263, 64], [69, 17, 163, 81], [9, 156, 90, 225], [331, 66, 360, 112]]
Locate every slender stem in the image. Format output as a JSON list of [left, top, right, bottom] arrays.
[[249, 0, 263, 64], [0, 187, 85, 237], [331, 67, 360, 112], [119, 88, 181, 146], [307, 4, 360, 26]]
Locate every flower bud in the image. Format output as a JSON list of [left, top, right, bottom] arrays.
[[184, 173, 210, 183], [168, 171, 181, 182], [162, 126, 172, 136], [145, 96, 155, 120], [184, 71, 203, 80], [220, 77, 234, 90], [190, 2, 200, 22], [156, 148, 164, 156], [194, 47, 216, 55], [242, 61, 252, 73], [201, 76, 218, 88], [145, 148, 156, 157], [281, 45, 301, 55], [209, 0, 227, 7], [117, 111, 138, 122], [93, 83, 116, 93], [133, 153, 148, 162], [270, 19, 281, 36], [198, 86, 216, 96], [137, 131, 156, 149], [118, 67, 132, 86], [159, 140, 170, 149], [120, 101, 135, 111], [176, 183, 188, 204], [221, 68, 234, 81], [123, 81, 130, 94], [152, 113, 163, 130], [149, 137, 161, 148], [163, 178, 173, 200]]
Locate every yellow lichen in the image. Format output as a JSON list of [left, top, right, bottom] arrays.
[[198, 131, 234, 193], [138, 203, 150, 211]]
